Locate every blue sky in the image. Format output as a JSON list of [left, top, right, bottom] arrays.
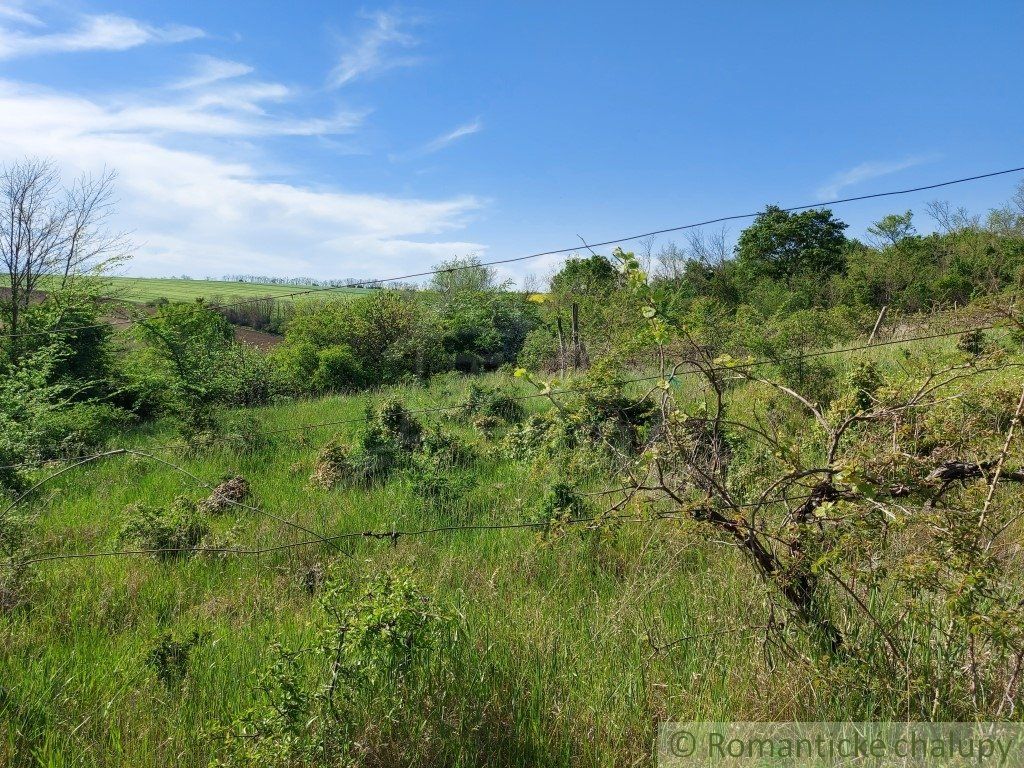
[[1, 1, 1022, 283]]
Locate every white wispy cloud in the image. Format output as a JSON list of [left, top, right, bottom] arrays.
[[390, 118, 483, 162], [0, 1, 43, 27], [173, 55, 254, 90], [816, 156, 935, 200], [0, 6, 484, 278], [0, 78, 483, 277], [0, 12, 203, 59], [329, 10, 420, 88], [422, 118, 482, 154]]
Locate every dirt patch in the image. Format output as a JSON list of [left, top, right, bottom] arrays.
[[234, 326, 283, 350]]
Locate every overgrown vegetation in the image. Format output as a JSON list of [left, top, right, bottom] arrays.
[[7, 155, 1024, 765]]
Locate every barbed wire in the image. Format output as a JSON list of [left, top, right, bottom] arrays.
[[4, 164, 1022, 340], [21, 492, 820, 566], [26, 481, 1007, 568], [1, 448, 353, 560]]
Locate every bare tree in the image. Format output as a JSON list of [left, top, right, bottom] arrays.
[[654, 241, 686, 282], [636, 235, 656, 275], [653, 228, 732, 283], [685, 226, 730, 266], [925, 199, 980, 235], [0, 158, 128, 338], [520, 272, 540, 294]]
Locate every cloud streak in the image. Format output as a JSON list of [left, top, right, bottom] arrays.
[[390, 118, 483, 162], [0, 12, 203, 59], [816, 156, 935, 200], [422, 118, 483, 154], [329, 11, 420, 88], [0, 1, 43, 27], [173, 55, 254, 90]]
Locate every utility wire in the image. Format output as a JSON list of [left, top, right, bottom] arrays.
[[0, 448, 354, 560], [4, 164, 1023, 340], [0, 320, 1001, 473]]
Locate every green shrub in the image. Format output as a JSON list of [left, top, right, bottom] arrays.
[[309, 344, 364, 392], [420, 426, 476, 467], [0, 345, 85, 493], [957, 328, 987, 356], [214, 571, 448, 767], [463, 382, 526, 424], [147, 630, 205, 687], [124, 302, 277, 428], [34, 402, 134, 461], [374, 398, 423, 452], [503, 412, 558, 462], [117, 498, 210, 558], [273, 291, 448, 392], [529, 482, 591, 541], [214, 343, 278, 407], [517, 323, 560, 371], [308, 403, 472, 490]]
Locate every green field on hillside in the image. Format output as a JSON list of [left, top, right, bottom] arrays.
[[99, 277, 373, 304]]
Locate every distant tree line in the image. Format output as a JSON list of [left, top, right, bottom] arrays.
[[221, 275, 384, 288]]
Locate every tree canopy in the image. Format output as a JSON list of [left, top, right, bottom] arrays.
[[734, 205, 848, 283]]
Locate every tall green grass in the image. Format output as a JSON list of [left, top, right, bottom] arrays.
[[1, 331, 1017, 766]]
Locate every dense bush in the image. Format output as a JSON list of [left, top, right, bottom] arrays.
[[120, 301, 278, 429], [0, 337, 132, 492], [432, 290, 540, 372], [275, 274, 541, 393], [310, 400, 477, 491], [214, 571, 449, 767], [0, 289, 132, 489], [462, 381, 526, 425], [311, 400, 424, 487], [274, 291, 447, 392], [117, 497, 211, 558], [506, 359, 655, 471]]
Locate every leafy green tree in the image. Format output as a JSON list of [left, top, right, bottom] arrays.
[[866, 210, 916, 247], [549, 254, 618, 298], [134, 301, 233, 384], [425, 256, 539, 372], [735, 205, 848, 284], [430, 255, 506, 295], [126, 301, 273, 426]]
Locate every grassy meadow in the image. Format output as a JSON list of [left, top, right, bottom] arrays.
[[4, 328, 1018, 767], [8, 276, 371, 305], [101, 277, 374, 304]]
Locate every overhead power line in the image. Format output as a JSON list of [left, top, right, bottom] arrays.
[[4, 164, 1023, 340]]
